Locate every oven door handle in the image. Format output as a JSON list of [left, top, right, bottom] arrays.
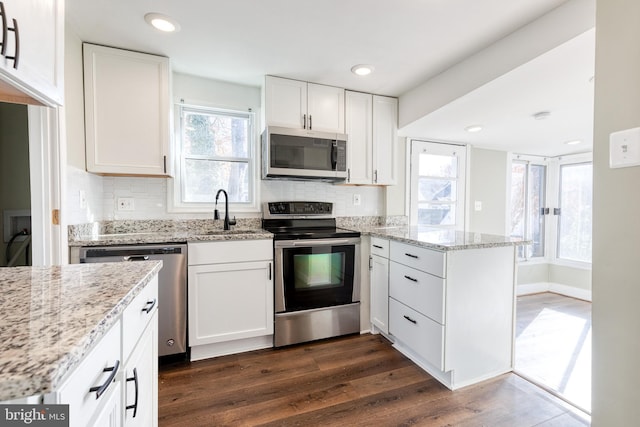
[[275, 238, 360, 248]]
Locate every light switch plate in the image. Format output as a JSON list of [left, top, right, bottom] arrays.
[[610, 127, 640, 168]]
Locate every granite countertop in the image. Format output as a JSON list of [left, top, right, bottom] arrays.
[[68, 229, 274, 247], [353, 225, 527, 251], [0, 261, 162, 401]]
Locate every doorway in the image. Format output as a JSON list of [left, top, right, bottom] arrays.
[[0, 102, 32, 266]]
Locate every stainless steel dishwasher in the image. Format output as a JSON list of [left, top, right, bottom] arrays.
[[76, 244, 187, 358]]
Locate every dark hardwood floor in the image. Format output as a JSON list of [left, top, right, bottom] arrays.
[[159, 333, 589, 426]]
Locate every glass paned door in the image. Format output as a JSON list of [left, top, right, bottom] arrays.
[[558, 162, 593, 262], [410, 141, 466, 229], [510, 160, 546, 259]]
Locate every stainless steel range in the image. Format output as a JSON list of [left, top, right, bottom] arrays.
[[262, 202, 361, 347]]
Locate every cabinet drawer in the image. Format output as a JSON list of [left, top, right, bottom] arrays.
[[390, 241, 446, 278], [389, 298, 444, 370], [188, 240, 273, 265], [389, 262, 444, 324], [370, 237, 389, 258], [123, 276, 158, 360], [57, 320, 122, 427]]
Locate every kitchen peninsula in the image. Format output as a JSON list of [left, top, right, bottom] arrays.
[[0, 262, 162, 426]]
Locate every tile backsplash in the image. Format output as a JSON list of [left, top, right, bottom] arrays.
[[66, 167, 385, 225]]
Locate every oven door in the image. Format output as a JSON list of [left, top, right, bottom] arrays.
[[274, 237, 360, 313]]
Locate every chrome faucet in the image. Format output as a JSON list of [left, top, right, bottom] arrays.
[[214, 189, 236, 230]]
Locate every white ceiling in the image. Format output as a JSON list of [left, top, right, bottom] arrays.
[[66, 0, 594, 156]]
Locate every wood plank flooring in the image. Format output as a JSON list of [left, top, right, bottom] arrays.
[[516, 292, 592, 412], [159, 333, 589, 426]]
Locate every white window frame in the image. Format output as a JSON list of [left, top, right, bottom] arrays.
[[509, 152, 592, 269], [408, 140, 469, 230], [168, 103, 260, 213]]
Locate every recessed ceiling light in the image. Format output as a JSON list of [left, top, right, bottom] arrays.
[[144, 13, 180, 32], [351, 64, 374, 76], [565, 139, 582, 145], [465, 125, 483, 133], [532, 111, 551, 120]]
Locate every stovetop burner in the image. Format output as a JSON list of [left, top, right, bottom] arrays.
[[262, 202, 360, 240]]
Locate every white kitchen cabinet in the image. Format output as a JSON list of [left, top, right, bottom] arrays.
[[369, 237, 390, 334], [49, 277, 159, 427], [265, 76, 345, 133], [386, 240, 515, 390], [122, 280, 159, 427], [188, 240, 274, 361], [83, 43, 171, 176], [344, 92, 397, 185], [0, 0, 64, 106]]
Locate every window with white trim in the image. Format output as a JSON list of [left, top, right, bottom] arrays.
[[171, 104, 257, 212]]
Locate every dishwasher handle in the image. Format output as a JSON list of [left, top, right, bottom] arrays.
[[123, 255, 150, 261]]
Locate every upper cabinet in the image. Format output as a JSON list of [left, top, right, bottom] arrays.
[[345, 91, 398, 185], [0, 0, 64, 106], [265, 76, 345, 133], [83, 43, 172, 176]]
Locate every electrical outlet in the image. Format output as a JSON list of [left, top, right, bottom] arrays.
[[474, 201, 482, 211], [353, 194, 361, 206], [117, 197, 135, 211], [79, 190, 87, 209]]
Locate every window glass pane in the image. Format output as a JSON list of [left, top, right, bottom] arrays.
[[558, 163, 592, 262], [510, 163, 526, 240], [183, 159, 249, 203], [418, 203, 455, 226], [527, 165, 546, 258], [418, 178, 456, 202], [419, 153, 457, 178], [183, 111, 249, 158]]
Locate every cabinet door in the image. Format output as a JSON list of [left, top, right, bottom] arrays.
[[91, 381, 122, 427], [124, 312, 158, 427], [372, 95, 398, 185], [188, 261, 273, 345], [307, 83, 345, 133], [370, 254, 389, 334], [0, 0, 64, 105], [265, 76, 307, 129], [83, 44, 171, 176], [345, 91, 373, 184]]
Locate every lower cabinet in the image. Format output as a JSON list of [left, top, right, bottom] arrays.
[[369, 237, 390, 334], [377, 240, 516, 390], [49, 277, 159, 427], [188, 240, 274, 361]]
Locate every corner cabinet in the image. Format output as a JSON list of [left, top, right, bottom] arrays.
[[385, 240, 515, 390], [0, 0, 64, 106], [265, 76, 345, 133], [188, 239, 274, 361], [83, 43, 171, 176], [345, 91, 397, 185]]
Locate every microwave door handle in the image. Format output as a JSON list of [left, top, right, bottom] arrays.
[[331, 141, 338, 170]]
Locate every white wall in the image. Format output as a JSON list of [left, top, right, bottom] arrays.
[[468, 147, 509, 235], [592, 0, 640, 424]]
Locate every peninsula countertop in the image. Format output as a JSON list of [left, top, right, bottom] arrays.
[[0, 261, 162, 401], [353, 225, 527, 251]]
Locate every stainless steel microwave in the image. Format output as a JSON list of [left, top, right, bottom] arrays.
[[262, 126, 347, 181]]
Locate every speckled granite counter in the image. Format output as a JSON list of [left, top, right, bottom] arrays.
[[0, 261, 162, 401], [351, 225, 526, 251]]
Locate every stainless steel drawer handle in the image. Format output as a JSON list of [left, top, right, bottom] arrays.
[[142, 298, 156, 314], [126, 367, 139, 418], [404, 275, 418, 282], [404, 253, 418, 259], [403, 315, 417, 325], [372, 245, 383, 249], [89, 360, 120, 399]]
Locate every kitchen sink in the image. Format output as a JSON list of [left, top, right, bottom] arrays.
[[203, 229, 263, 235]]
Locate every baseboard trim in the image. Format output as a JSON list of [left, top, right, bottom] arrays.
[[517, 282, 592, 302]]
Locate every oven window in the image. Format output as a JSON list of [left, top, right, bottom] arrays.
[[293, 252, 344, 290], [282, 244, 356, 311]]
